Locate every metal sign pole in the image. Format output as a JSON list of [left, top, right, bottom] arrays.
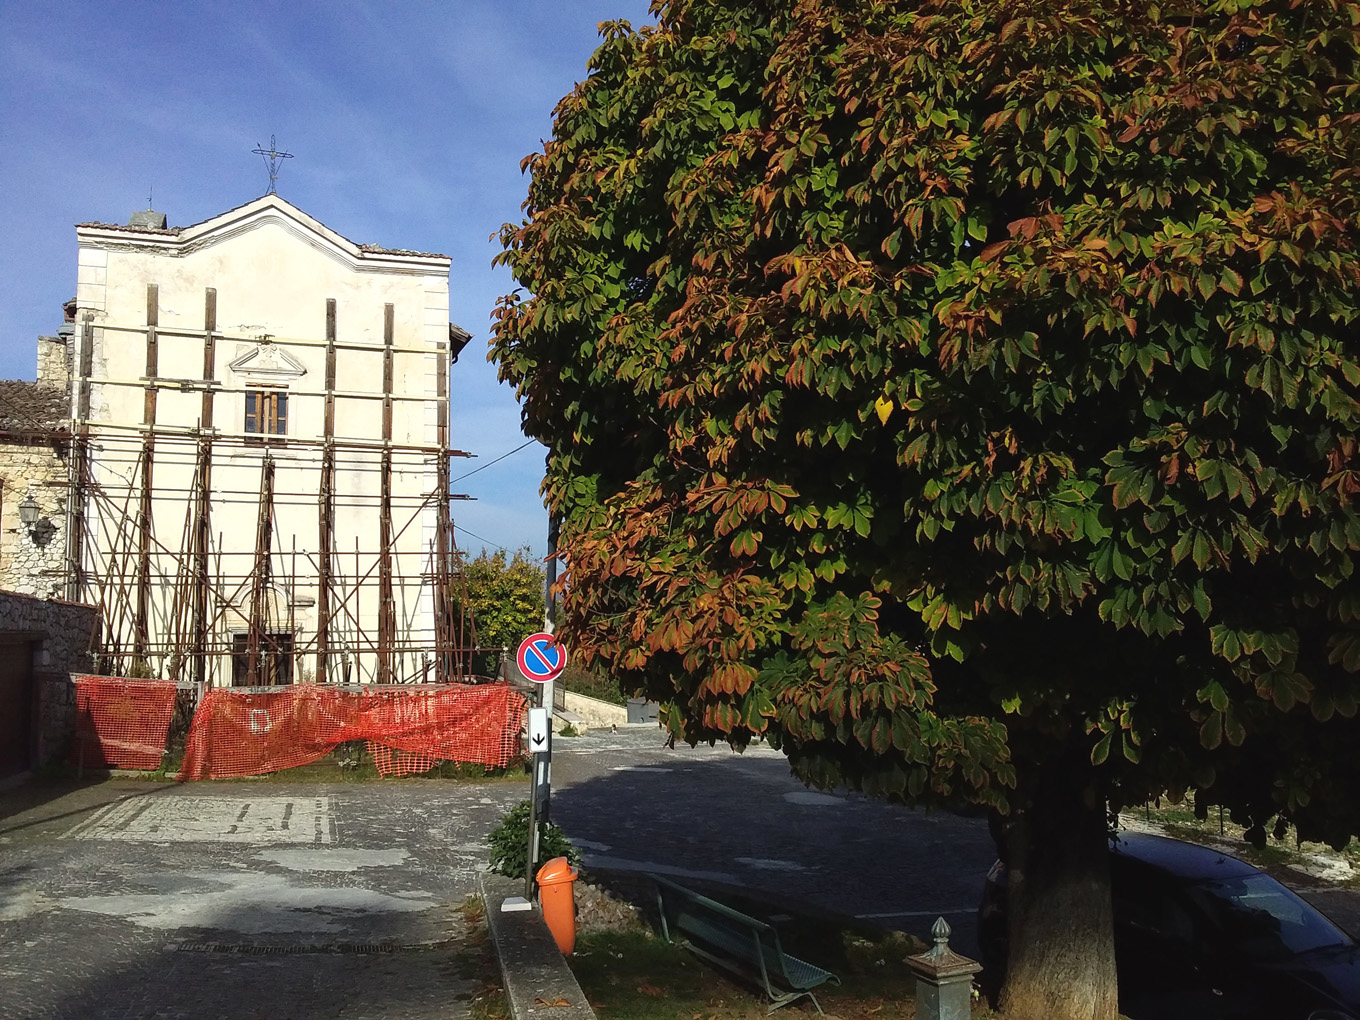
[[518, 638, 562, 900], [533, 515, 559, 894], [524, 695, 552, 900]]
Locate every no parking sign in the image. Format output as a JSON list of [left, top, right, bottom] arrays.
[[516, 632, 567, 684]]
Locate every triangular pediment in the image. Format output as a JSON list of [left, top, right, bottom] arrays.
[[77, 194, 450, 275], [229, 342, 307, 381]]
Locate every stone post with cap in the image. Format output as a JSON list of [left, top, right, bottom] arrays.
[[906, 917, 983, 1020]]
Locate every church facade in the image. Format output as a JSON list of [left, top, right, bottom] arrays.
[[59, 194, 468, 686]]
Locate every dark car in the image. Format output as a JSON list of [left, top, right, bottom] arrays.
[[978, 831, 1360, 1020]]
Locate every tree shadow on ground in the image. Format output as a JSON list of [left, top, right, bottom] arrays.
[[547, 752, 994, 958], [0, 776, 177, 834]]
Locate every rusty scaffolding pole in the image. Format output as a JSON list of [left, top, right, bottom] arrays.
[[244, 456, 275, 687], [66, 311, 94, 604], [63, 296, 478, 687], [133, 284, 159, 668], [378, 302, 396, 685], [317, 298, 337, 684], [191, 287, 217, 689]]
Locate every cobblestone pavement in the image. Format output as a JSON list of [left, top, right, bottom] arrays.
[[0, 777, 525, 1020]]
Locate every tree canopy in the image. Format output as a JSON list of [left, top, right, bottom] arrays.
[[454, 548, 545, 671], [492, 2, 1360, 1013]]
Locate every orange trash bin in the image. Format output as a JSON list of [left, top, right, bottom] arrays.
[[536, 856, 578, 954]]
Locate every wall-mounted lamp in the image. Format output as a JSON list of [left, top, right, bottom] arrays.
[[449, 324, 472, 364], [17, 493, 40, 529]]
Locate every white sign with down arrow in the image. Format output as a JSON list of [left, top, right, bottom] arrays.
[[527, 706, 550, 753]]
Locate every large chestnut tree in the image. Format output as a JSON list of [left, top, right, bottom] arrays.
[[491, 2, 1360, 1017]]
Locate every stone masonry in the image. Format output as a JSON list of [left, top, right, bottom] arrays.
[[1, 334, 72, 599], [0, 589, 100, 765]]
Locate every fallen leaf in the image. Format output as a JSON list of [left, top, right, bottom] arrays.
[[534, 997, 572, 1007], [636, 981, 666, 997]]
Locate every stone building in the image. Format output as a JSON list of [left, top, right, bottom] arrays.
[[2, 194, 471, 689], [0, 334, 73, 599], [0, 590, 99, 778]]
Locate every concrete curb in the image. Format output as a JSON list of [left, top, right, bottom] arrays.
[[478, 872, 597, 1020]]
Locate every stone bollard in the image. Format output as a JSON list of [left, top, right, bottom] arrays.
[[907, 917, 983, 1020]]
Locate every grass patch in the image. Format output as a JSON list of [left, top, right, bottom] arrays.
[[568, 909, 988, 1020], [200, 742, 528, 783], [46, 740, 528, 785], [573, 929, 745, 1020], [560, 664, 628, 706]]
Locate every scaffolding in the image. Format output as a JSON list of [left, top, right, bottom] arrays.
[[50, 287, 484, 688]]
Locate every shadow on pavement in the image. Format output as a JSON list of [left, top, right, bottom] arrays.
[[548, 752, 994, 957], [0, 776, 179, 836], [24, 902, 482, 1020]]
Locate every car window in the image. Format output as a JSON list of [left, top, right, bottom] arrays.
[[1115, 871, 1197, 945], [1185, 874, 1350, 960]]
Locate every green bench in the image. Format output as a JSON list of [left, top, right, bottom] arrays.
[[652, 874, 839, 1013]]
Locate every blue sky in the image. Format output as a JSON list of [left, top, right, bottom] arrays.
[[0, 0, 654, 561]]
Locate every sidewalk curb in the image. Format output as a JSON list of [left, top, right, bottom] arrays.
[[478, 872, 597, 1020]]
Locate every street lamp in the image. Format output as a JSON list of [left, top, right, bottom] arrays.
[[17, 493, 40, 529]]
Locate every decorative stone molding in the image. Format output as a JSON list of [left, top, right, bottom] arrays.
[[228, 341, 307, 382]]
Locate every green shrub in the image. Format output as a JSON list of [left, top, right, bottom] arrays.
[[558, 663, 627, 706], [487, 799, 581, 879]]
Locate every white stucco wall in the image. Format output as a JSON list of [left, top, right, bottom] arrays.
[[71, 196, 452, 686]]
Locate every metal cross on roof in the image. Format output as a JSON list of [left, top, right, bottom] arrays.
[[251, 135, 294, 195]]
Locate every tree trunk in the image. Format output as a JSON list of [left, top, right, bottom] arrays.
[[997, 749, 1118, 1020]]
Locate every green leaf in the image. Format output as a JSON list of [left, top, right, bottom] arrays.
[[1200, 711, 1224, 750], [1091, 730, 1113, 765]]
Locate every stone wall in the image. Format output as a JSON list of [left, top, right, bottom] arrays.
[[36, 334, 73, 392], [0, 364, 70, 599], [563, 690, 629, 731], [0, 437, 69, 598], [0, 590, 99, 765]]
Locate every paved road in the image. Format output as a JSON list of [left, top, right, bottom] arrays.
[[0, 726, 1000, 1019], [8, 723, 1356, 1019], [0, 777, 524, 1020], [549, 726, 997, 943]]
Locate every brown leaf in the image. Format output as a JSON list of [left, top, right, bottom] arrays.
[[1163, 455, 1181, 485], [636, 981, 667, 997], [534, 997, 572, 1007]]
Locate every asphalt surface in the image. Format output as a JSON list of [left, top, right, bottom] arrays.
[[0, 775, 522, 1020], [0, 725, 999, 1020], [548, 726, 997, 935], [7, 723, 1358, 1020]]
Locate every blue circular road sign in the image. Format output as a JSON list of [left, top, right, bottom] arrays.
[[516, 632, 567, 683]]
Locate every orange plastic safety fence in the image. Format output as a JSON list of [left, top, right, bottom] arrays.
[[178, 682, 526, 781], [70, 675, 178, 771], [366, 742, 436, 777]]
